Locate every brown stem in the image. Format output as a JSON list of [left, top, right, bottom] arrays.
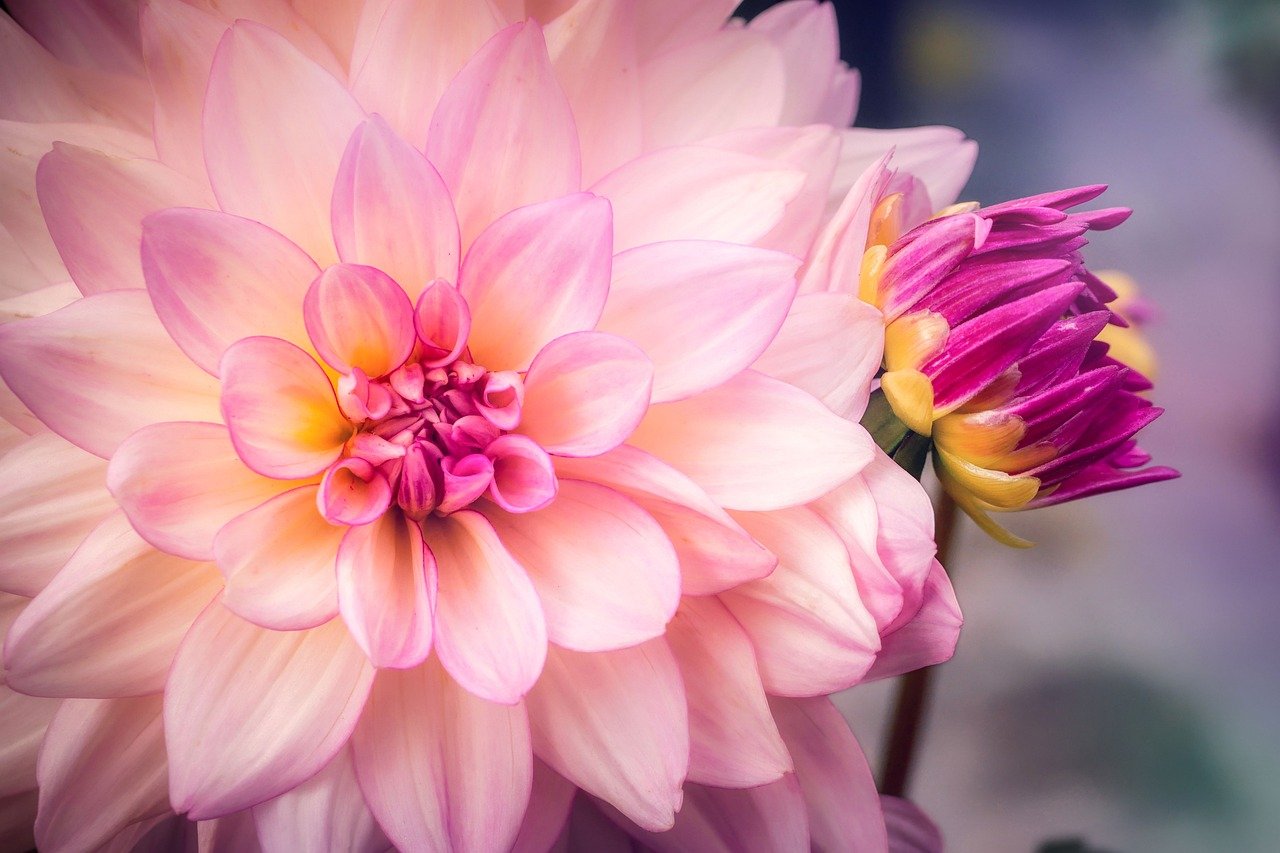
[[878, 490, 959, 798]]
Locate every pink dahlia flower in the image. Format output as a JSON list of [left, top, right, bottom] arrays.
[[0, 1, 976, 850]]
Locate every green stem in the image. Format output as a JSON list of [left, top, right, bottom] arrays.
[[878, 489, 959, 798]]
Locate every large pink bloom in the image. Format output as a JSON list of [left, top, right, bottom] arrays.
[[0, 1, 975, 850]]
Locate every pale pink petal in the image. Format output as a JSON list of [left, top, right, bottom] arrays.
[[631, 0, 737, 57], [752, 291, 885, 420], [748, 0, 843, 125], [214, 486, 343, 632], [721, 507, 880, 696], [165, 601, 374, 819], [0, 120, 146, 287], [629, 370, 875, 511], [352, 659, 532, 852], [599, 241, 798, 402], [555, 446, 776, 595], [483, 479, 679, 652], [8, 0, 144, 76], [138, 0, 227, 187], [833, 126, 977, 213], [109, 422, 300, 562], [606, 777, 809, 853], [37, 144, 212, 296], [867, 560, 962, 681], [34, 696, 171, 853], [219, 336, 350, 479], [519, 332, 652, 456], [426, 21, 580, 247], [204, 21, 364, 265], [511, 760, 577, 853], [590, 146, 804, 253], [881, 796, 945, 853], [544, 0, 643, 185], [0, 222, 53, 300], [705, 125, 843, 257], [770, 695, 890, 853], [459, 193, 612, 371], [0, 432, 113, 596], [142, 208, 319, 374], [0, 15, 151, 132], [412, 279, 471, 368], [0, 640, 57, 796], [336, 511, 436, 669], [304, 263, 415, 377], [801, 152, 891, 295], [526, 641, 687, 831], [288, 0, 363, 67], [4, 513, 221, 698], [484, 433, 558, 513], [197, 809, 263, 852], [638, 28, 785, 149], [332, 116, 460, 300], [424, 511, 546, 704], [0, 290, 221, 458], [666, 596, 791, 787], [253, 747, 390, 853], [350, 0, 503, 149]]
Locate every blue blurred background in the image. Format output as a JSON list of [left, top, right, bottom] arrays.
[[736, 0, 1280, 850]]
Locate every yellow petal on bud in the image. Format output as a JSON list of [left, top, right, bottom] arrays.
[[933, 411, 1024, 462], [948, 487, 1036, 549], [869, 192, 905, 247], [934, 446, 1039, 509], [883, 310, 949, 372], [858, 244, 888, 308], [881, 368, 936, 436], [930, 200, 981, 220]]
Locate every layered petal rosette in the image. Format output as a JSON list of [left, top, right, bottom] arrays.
[[0, 1, 984, 850]]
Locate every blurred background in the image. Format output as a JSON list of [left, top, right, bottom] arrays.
[[747, 0, 1280, 850]]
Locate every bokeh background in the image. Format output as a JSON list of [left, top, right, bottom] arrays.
[[740, 0, 1280, 850]]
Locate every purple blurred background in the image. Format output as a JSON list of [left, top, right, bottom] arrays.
[[745, 0, 1280, 849]]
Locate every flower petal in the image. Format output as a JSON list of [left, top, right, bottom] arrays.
[[332, 116, 460, 299], [109, 422, 299, 562], [483, 479, 679, 652], [165, 601, 374, 820], [834, 126, 976, 213], [142, 208, 319, 374], [667, 596, 790, 787], [34, 696, 170, 853], [511, 760, 577, 853], [629, 370, 875, 511], [336, 511, 436, 669], [770, 695, 890, 853], [219, 336, 350, 479], [526, 641, 687, 832], [881, 796, 944, 853], [599, 241, 799, 402], [591, 146, 804, 253], [426, 21, 580, 247], [0, 432, 113, 596], [203, 20, 364, 265], [519, 331, 652, 457], [214, 485, 343, 632], [460, 193, 612, 371], [867, 560, 962, 681], [722, 507, 880, 696], [0, 290, 221, 459], [424, 511, 547, 704], [304, 263, 415, 377], [554, 446, 777, 595], [753, 291, 885, 420], [252, 747, 391, 853], [638, 27, 785, 149], [350, 0, 503, 149], [5, 512, 221, 698], [352, 659, 532, 852], [37, 144, 211, 296]]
